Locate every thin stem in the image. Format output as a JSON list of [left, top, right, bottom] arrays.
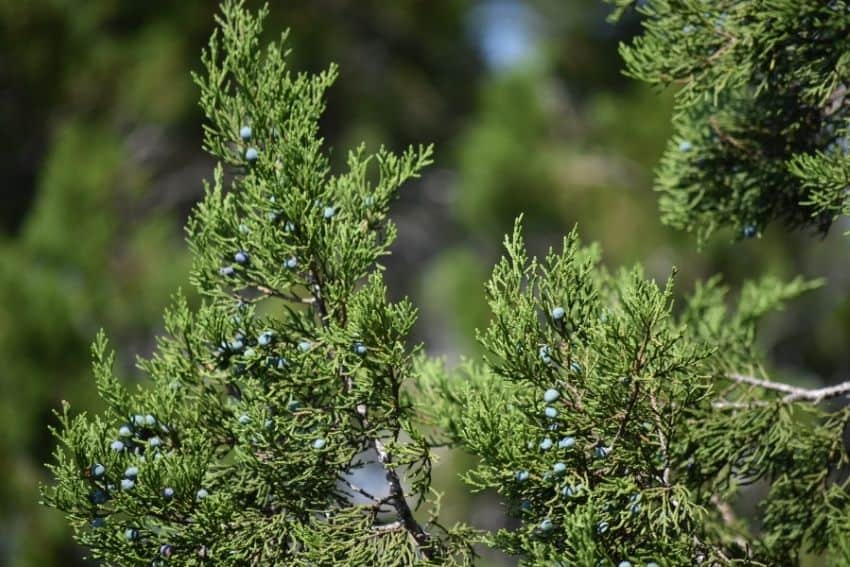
[[723, 373, 850, 404], [710, 494, 749, 551], [648, 392, 670, 486], [337, 475, 381, 504]]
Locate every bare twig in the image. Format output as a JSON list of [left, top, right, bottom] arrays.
[[372, 520, 403, 534], [724, 373, 850, 404], [337, 476, 382, 505]]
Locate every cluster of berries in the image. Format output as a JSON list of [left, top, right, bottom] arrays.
[[109, 414, 165, 454]]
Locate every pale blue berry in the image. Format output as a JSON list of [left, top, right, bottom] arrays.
[[558, 436, 576, 449], [678, 140, 692, 152], [238, 414, 251, 425], [133, 414, 145, 426], [619, 562, 632, 567], [551, 306, 566, 320], [570, 361, 582, 373], [234, 250, 249, 265], [111, 440, 125, 452], [543, 388, 559, 403], [363, 195, 375, 207], [597, 520, 609, 534], [538, 345, 552, 364], [742, 224, 757, 238], [149, 436, 162, 448], [245, 147, 259, 163], [124, 466, 139, 479], [275, 357, 288, 369], [160, 543, 175, 558], [539, 437, 553, 451], [144, 415, 156, 426], [323, 206, 336, 219], [219, 265, 235, 277], [89, 488, 108, 505], [630, 503, 641, 514], [258, 331, 274, 346], [646, 563, 660, 567], [121, 478, 135, 491], [312, 438, 327, 450], [118, 425, 133, 438], [353, 342, 367, 356], [544, 406, 558, 419], [298, 340, 312, 352], [240, 125, 252, 141], [92, 464, 106, 478], [163, 487, 175, 499], [196, 488, 209, 500], [228, 338, 244, 352], [238, 223, 250, 234], [595, 445, 611, 459], [561, 484, 581, 498], [125, 528, 139, 541], [552, 462, 566, 475], [539, 518, 554, 532], [284, 221, 295, 232], [515, 470, 529, 482], [287, 400, 300, 412], [284, 256, 297, 269]]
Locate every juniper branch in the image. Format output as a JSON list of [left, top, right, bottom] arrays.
[[306, 255, 437, 560]]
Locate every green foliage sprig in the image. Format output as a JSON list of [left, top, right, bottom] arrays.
[[608, 0, 850, 242]]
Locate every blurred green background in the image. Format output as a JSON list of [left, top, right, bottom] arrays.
[[2, 1, 850, 565]]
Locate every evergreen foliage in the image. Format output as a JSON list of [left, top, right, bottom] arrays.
[[420, 224, 850, 564], [607, 0, 850, 242], [43, 1, 850, 565], [43, 2, 472, 564]]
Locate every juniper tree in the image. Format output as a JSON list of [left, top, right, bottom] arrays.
[[44, 1, 850, 565], [42, 2, 474, 564]]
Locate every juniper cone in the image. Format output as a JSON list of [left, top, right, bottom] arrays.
[[43, 0, 850, 565]]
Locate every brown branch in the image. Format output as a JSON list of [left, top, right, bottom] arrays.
[[708, 116, 756, 156], [305, 260, 437, 560], [706, 36, 737, 64], [615, 319, 653, 445]]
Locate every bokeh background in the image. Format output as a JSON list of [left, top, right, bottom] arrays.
[[2, 1, 850, 565]]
